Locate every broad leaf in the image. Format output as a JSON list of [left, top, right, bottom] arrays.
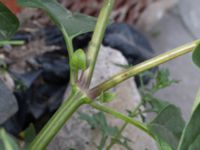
[[143, 94, 170, 114], [177, 90, 200, 150], [149, 98, 170, 114], [192, 89, 200, 113], [154, 136, 173, 150], [0, 129, 20, 150], [192, 41, 200, 68], [0, 3, 19, 40], [17, 0, 96, 39], [148, 105, 185, 150]]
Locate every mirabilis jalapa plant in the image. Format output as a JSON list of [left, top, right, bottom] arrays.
[[1, 0, 200, 150]]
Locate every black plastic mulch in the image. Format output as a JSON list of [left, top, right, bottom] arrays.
[[2, 23, 157, 136]]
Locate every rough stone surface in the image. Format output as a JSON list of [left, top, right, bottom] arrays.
[[179, 0, 200, 38], [48, 46, 157, 150], [0, 78, 18, 124], [136, 0, 178, 32]]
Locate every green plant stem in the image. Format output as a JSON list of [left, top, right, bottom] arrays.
[[106, 123, 127, 150], [80, 0, 115, 88], [90, 102, 153, 139], [0, 40, 24, 46], [61, 27, 76, 85], [106, 101, 143, 150], [89, 40, 199, 98], [29, 91, 88, 150], [98, 133, 108, 150]]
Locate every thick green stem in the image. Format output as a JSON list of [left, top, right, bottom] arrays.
[[61, 27, 76, 85], [89, 40, 199, 98], [0, 40, 24, 46], [90, 102, 153, 138], [80, 0, 115, 88], [29, 91, 87, 150]]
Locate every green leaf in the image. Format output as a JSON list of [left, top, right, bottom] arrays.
[[177, 90, 200, 150], [192, 89, 200, 113], [148, 105, 185, 150], [0, 129, 20, 150], [79, 112, 118, 136], [149, 99, 169, 114], [23, 124, 36, 146], [70, 49, 87, 71], [143, 94, 170, 114], [79, 112, 98, 129], [93, 112, 109, 134], [98, 92, 116, 103], [140, 68, 178, 114], [0, 3, 19, 40], [79, 111, 133, 149], [17, 0, 96, 39], [152, 69, 178, 92], [155, 138, 173, 150], [192, 41, 200, 68]]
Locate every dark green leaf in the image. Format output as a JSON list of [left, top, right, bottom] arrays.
[[143, 94, 170, 114], [152, 69, 178, 92], [0, 129, 20, 150], [94, 112, 109, 134], [70, 49, 87, 71], [17, 0, 96, 39], [23, 124, 36, 145], [177, 90, 200, 150], [79, 112, 98, 129], [0, 3, 19, 40], [79, 112, 118, 136], [155, 138, 173, 150], [150, 99, 169, 114], [148, 105, 185, 150], [192, 89, 200, 113], [79, 112, 109, 132], [192, 41, 200, 68]]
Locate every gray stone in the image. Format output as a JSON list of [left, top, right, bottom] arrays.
[[179, 0, 200, 38], [136, 0, 178, 32], [0, 78, 18, 124], [48, 46, 157, 150]]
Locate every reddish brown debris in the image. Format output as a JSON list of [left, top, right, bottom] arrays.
[[18, 0, 155, 28], [0, 0, 21, 14], [61, 0, 148, 24]]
